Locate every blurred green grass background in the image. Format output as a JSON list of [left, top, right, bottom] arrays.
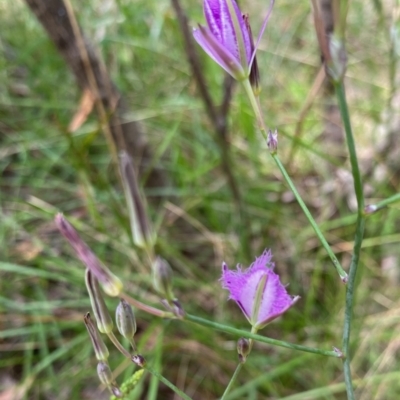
[[1, 0, 400, 398]]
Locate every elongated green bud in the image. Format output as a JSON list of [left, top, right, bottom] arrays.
[[55, 213, 123, 296], [86, 270, 113, 334], [84, 312, 109, 361], [119, 151, 155, 249], [152, 256, 174, 302], [116, 299, 136, 339]]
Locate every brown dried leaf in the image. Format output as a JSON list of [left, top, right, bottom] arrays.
[[68, 88, 95, 132]]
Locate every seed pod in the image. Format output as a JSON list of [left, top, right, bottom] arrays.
[[84, 312, 109, 361], [85, 270, 113, 334], [152, 256, 174, 302], [97, 361, 113, 386], [116, 299, 136, 339]]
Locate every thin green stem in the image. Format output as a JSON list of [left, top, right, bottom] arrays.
[[121, 292, 173, 318], [335, 84, 364, 210], [342, 215, 365, 400], [185, 314, 341, 358], [108, 329, 191, 399], [107, 331, 132, 359], [145, 365, 192, 400], [271, 153, 348, 281], [220, 364, 243, 400], [335, 82, 365, 400], [121, 293, 339, 357], [365, 192, 400, 214], [242, 79, 348, 281], [242, 80, 267, 139], [220, 327, 257, 399]]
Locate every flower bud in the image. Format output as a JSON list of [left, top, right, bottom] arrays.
[[119, 151, 155, 249], [84, 312, 109, 361], [97, 362, 123, 398], [328, 35, 347, 82], [171, 299, 185, 318], [152, 256, 174, 302], [267, 130, 278, 154], [333, 346, 344, 358], [131, 354, 146, 368], [111, 386, 123, 398], [55, 213, 123, 296], [364, 204, 378, 215], [237, 337, 250, 363], [115, 299, 136, 340], [86, 270, 113, 334], [243, 14, 260, 93], [97, 361, 113, 386], [311, 1, 347, 83]]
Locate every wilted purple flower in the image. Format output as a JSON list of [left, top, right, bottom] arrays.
[[193, 0, 274, 83], [221, 249, 299, 329]]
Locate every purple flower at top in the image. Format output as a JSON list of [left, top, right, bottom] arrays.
[[221, 249, 299, 329], [193, 0, 274, 83]]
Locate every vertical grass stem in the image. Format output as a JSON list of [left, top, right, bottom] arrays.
[[334, 82, 365, 400]]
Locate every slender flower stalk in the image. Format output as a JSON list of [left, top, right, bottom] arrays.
[[220, 326, 257, 400], [270, 150, 348, 282], [185, 313, 341, 357], [242, 79, 349, 282], [194, 0, 348, 282], [119, 293, 339, 357], [120, 292, 174, 318], [85, 270, 114, 334], [220, 363, 243, 400]]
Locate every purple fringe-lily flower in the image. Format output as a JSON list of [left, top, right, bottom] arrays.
[[193, 0, 274, 83], [221, 249, 299, 329]]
